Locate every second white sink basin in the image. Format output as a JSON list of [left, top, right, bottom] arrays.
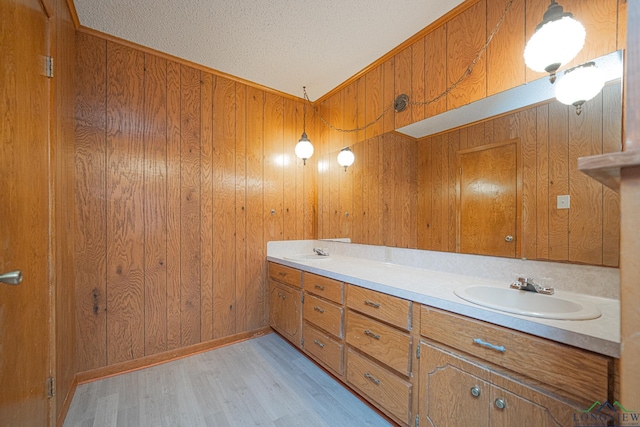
[[283, 253, 332, 262], [454, 285, 601, 320]]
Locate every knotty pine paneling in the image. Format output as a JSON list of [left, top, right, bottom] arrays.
[[75, 37, 316, 371], [416, 86, 621, 266]]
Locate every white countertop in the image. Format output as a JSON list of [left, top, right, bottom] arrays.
[[267, 253, 620, 358]]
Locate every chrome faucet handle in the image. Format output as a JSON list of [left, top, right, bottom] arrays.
[[510, 281, 525, 290]]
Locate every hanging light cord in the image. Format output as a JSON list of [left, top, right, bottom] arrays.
[[304, 0, 514, 134]]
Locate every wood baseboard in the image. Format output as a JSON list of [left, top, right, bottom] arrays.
[[56, 375, 78, 427], [76, 327, 272, 385]]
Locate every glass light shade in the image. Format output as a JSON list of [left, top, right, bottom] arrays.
[[524, 16, 585, 75], [555, 63, 605, 113], [337, 147, 355, 170], [295, 132, 314, 164]]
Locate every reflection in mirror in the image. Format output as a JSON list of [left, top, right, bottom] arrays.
[[317, 53, 622, 268]]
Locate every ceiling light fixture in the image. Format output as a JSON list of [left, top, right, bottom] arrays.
[[524, 0, 585, 83], [555, 62, 605, 115], [295, 87, 314, 165], [337, 147, 355, 171]]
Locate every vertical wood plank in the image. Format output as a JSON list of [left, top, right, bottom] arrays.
[[408, 136, 418, 249], [165, 60, 182, 350], [263, 92, 284, 242], [425, 25, 447, 118], [143, 53, 168, 355], [411, 37, 426, 123], [200, 72, 214, 341], [431, 135, 444, 250], [245, 87, 265, 330], [365, 65, 383, 139], [235, 83, 248, 332], [356, 77, 366, 145], [447, 132, 459, 251], [417, 138, 432, 249], [536, 104, 550, 259], [291, 100, 305, 239], [466, 122, 486, 149], [394, 48, 412, 128], [75, 32, 107, 371], [366, 136, 382, 245], [447, 0, 487, 110], [352, 140, 364, 244], [283, 98, 297, 240], [382, 58, 395, 133], [487, 0, 525, 96], [106, 41, 145, 364], [343, 83, 358, 239], [303, 111, 317, 239], [329, 92, 343, 238], [602, 82, 622, 266], [213, 76, 237, 338], [519, 107, 538, 260], [569, 92, 603, 264], [440, 134, 450, 250], [179, 64, 202, 346], [548, 102, 569, 261], [381, 135, 395, 247]]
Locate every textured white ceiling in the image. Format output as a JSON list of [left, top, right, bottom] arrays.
[[73, 0, 463, 100]]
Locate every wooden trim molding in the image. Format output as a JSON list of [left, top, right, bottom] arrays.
[[39, 0, 54, 17], [66, 0, 80, 29], [77, 26, 304, 103], [75, 327, 272, 384], [56, 376, 78, 427]]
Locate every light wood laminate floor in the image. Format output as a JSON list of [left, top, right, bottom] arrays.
[[64, 333, 392, 426]]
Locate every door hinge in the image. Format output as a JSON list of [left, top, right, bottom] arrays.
[[301, 294, 304, 303], [45, 56, 53, 78], [416, 345, 421, 359], [415, 414, 419, 427], [301, 338, 305, 347], [47, 377, 55, 398]]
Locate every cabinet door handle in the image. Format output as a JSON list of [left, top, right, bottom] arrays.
[[313, 339, 325, 348], [473, 338, 506, 353], [364, 300, 380, 308], [277, 292, 287, 300], [313, 306, 325, 313], [495, 398, 506, 410], [278, 272, 287, 277], [470, 386, 481, 398], [364, 329, 380, 340], [364, 373, 380, 385], [314, 284, 325, 291]]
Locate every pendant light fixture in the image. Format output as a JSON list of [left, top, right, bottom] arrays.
[[295, 87, 314, 165], [337, 147, 355, 171], [524, 0, 585, 83], [555, 62, 605, 115]]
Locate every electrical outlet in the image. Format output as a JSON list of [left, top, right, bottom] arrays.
[[557, 195, 570, 209]]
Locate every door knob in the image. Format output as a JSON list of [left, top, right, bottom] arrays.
[[0, 270, 23, 285], [505, 235, 514, 242]]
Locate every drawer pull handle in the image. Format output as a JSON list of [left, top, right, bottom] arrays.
[[364, 329, 380, 340], [277, 292, 287, 300], [313, 339, 325, 348], [473, 338, 506, 353], [314, 284, 325, 291], [470, 386, 481, 398], [364, 373, 380, 385], [278, 272, 287, 277], [495, 398, 506, 410], [364, 300, 380, 308], [313, 306, 325, 313]]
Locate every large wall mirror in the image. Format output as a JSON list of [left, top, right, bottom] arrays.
[[317, 52, 622, 268]]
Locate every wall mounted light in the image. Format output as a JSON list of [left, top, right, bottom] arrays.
[[524, 0, 585, 83], [337, 147, 355, 171], [555, 62, 605, 115], [295, 87, 314, 165]]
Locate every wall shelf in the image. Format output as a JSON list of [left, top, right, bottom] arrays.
[[578, 150, 640, 192]]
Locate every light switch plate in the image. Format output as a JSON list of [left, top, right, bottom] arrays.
[[557, 195, 570, 209]]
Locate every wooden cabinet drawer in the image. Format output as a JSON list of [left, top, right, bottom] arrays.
[[346, 311, 412, 376], [304, 272, 343, 304], [303, 294, 343, 338], [303, 323, 344, 375], [347, 348, 411, 425], [420, 306, 610, 403], [347, 285, 411, 330], [269, 262, 302, 288]]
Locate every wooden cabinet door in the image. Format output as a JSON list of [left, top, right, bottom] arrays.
[[0, 0, 52, 425], [457, 139, 520, 258], [269, 281, 301, 346], [419, 342, 490, 427]]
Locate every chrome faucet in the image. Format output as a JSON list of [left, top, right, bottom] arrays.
[[510, 277, 554, 295], [313, 247, 330, 256]]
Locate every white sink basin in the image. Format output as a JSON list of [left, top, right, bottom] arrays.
[[283, 253, 332, 262], [454, 285, 601, 320]]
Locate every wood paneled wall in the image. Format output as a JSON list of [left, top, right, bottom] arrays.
[[316, 0, 624, 137], [418, 84, 622, 266], [74, 33, 316, 371]]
